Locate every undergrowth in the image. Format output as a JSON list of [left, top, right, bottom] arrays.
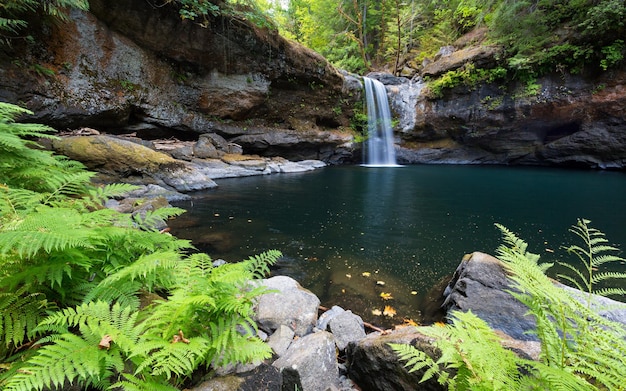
[[0, 101, 281, 390], [391, 220, 626, 390]]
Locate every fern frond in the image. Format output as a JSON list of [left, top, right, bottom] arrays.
[[134, 336, 210, 379], [130, 207, 186, 232], [111, 373, 179, 391], [0, 288, 48, 350], [244, 249, 282, 279], [82, 280, 143, 308], [2, 333, 119, 391], [93, 250, 181, 291], [0, 206, 95, 258], [85, 183, 140, 207], [389, 343, 439, 377]]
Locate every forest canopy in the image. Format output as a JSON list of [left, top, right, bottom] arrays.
[[1, 0, 624, 78]]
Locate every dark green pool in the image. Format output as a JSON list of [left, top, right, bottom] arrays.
[[170, 165, 626, 326]]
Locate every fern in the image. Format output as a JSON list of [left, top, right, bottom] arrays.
[[392, 221, 626, 390], [0, 288, 48, 356], [559, 218, 626, 299], [1, 103, 283, 389]]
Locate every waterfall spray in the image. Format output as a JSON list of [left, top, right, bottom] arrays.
[[362, 77, 399, 167]]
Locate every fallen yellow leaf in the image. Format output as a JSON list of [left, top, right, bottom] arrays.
[[371, 308, 382, 316], [362, 272, 371, 277], [383, 305, 396, 317], [403, 318, 418, 327], [380, 292, 393, 300]]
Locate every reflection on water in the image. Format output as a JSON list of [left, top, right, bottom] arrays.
[[170, 165, 626, 327]]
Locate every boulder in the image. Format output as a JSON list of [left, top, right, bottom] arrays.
[[442, 252, 626, 344], [328, 310, 367, 351], [346, 327, 444, 391], [441, 252, 538, 341], [272, 331, 339, 391], [253, 276, 321, 336], [421, 45, 502, 77], [51, 135, 219, 192], [267, 324, 295, 357], [192, 363, 282, 391]]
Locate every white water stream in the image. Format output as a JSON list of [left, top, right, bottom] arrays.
[[362, 77, 399, 166]]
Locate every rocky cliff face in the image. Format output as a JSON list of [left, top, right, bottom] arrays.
[[0, 0, 358, 163], [1, 4, 624, 169], [378, 47, 626, 169]]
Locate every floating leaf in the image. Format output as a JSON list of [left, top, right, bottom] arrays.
[[403, 318, 418, 327], [380, 292, 393, 300], [362, 272, 371, 277], [371, 308, 382, 316], [376, 280, 385, 286], [345, 274, 352, 279], [383, 305, 396, 317]]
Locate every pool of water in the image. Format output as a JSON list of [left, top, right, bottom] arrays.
[[170, 165, 626, 326]]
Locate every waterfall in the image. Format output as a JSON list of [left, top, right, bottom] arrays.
[[362, 77, 399, 167]]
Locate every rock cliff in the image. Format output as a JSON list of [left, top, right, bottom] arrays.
[[379, 46, 626, 169], [1, 4, 625, 169], [0, 0, 357, 164]]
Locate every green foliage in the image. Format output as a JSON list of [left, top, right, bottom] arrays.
[[558, 218, 626, 298], [391, 221, 626, 390], [427, 64, 507, 98], [0, 0, 89, 45], [600, 40, 625, 71], [168, 0, 276, 30], [0, 102, 283, 390]]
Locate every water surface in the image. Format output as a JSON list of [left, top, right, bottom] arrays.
[[170, 165, 626, 326]]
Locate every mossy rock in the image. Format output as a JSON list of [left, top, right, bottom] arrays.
[[53, 135, 184, 175]]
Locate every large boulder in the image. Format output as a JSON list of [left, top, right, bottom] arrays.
[[51, 135, 219, 191], [272, 331, 339, 391], [442, 252, 626, 343], [441, 252, 538, 341], [421, 45, 502, 77], [253, 276, 321, 337], [346, 327, 444, 391]]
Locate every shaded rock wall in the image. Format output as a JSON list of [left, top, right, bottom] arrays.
[[0, 0, 357, 163], [377, 45, 626, 169]]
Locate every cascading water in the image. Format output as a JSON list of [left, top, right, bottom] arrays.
[[362, 77, 399, 167]]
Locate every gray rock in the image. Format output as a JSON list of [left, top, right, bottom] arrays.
[[192, 363, 282, 391], [328, 310, 366, 351], [254, 276, 321, 336], [273, 331, 338, 391], [152, 163, 219, 192], [317, 305, 346, 331], [268, 325, 295, 357], [442, 252, 626, 344], [442, 252, 538, 341], [193, 136, 222, 159], [346, 327, 444, 391]]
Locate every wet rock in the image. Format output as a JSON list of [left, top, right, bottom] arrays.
[[442, 252, 538, 341], [346, 327, 444, 391], [442, 251, 626, 346], [328, 310, 367, 351], [254, 276, 321, 337], [192, 364, 282, 391], [272, 331, 339, 391], [267, 325, 295, 357]]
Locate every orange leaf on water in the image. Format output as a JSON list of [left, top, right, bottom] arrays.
[[383, 305, 396, 318]]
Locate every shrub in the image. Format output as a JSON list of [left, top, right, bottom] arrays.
[[0, 101, 281, 390], [391, 220, 626, 390]]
